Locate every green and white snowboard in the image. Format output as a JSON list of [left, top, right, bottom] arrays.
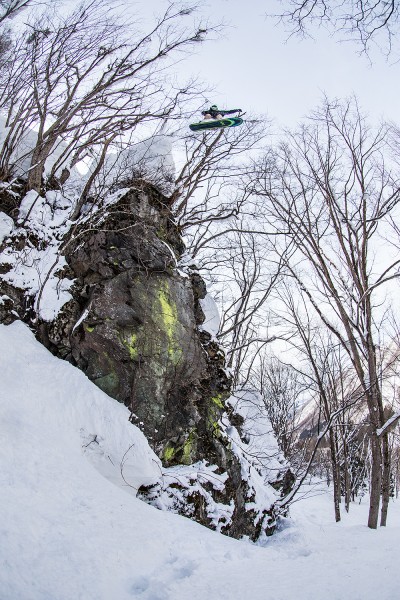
[[189, 116, 243, 132]]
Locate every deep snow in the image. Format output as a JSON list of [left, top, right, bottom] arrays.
[[1, 321, 400, 600]]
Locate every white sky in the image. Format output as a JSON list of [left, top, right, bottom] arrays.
[[134, 0, 400, 128]]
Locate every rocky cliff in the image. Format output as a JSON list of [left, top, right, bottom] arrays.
[[0, 180, 283, 539]]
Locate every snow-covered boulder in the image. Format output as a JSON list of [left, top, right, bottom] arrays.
[[0, 178, 283, 540]]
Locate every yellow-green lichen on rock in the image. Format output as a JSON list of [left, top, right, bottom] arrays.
[[162, 429, 198, 466], [211, 393, 224, 409], [181, 429, 197, 465], [162, 444, 175, 462], [154, 279, 183, 365], [207, 394, 225, 438], [120, 331, 139, 361]]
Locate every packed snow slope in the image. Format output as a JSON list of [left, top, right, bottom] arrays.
[[1, 321, 400, 600]]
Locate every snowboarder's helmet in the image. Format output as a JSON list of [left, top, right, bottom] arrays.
[[211, 105, 218, 110]]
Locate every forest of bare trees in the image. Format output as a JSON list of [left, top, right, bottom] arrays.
[[181, 97, 400, 527], [1, 0, 400, 530]]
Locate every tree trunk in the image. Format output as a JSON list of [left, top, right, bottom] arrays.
[[27, 135, 58, 193], [368, 434, 382, 529], [70, 137, 114, 221], [380, 431, 391, 526], [329, 430, 341, 522], [343, 442, 351, 513], [27, 161, 43, 193]]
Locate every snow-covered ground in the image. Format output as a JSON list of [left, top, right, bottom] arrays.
[[1, 321, 400, 600]]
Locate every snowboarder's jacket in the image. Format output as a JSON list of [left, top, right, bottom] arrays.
[[201, 106, 241, 119]]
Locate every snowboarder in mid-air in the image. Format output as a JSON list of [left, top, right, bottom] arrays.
[[201, 105, 242, 120], [189, 104, 244, 132]]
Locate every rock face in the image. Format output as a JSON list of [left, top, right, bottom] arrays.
[[43, 186, 226, 458], [1, 182, 281, 539]]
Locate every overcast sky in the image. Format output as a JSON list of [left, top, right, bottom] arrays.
[[135, 0, 400, 128]]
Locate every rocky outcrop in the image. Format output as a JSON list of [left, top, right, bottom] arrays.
[[0, 182, 282, 539]]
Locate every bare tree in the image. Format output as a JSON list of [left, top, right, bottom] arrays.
[[0, 0, 214, 213], [171, 117, 267, 223], [164, 115, 288, 389], [251, 353, 305, 459], [0, 23, 10, 60], [273, 0, 400, 56], [252, 97, 400, 528], [212, 228, 285, 388], [0, 0, 39, 24], [271, 283, 373, 521]]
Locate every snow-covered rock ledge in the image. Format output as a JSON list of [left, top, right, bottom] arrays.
[[0, 181, 286, 540]]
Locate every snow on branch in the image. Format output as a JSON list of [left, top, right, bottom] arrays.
[[377, 411, 400, 437]]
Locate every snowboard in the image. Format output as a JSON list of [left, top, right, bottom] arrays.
[[189, 116, 243, 132]]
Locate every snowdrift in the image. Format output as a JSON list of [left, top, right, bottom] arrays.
[[1, 324, 400, 600]]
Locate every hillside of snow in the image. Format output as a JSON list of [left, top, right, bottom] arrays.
[[1, 321, 400, 600]]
